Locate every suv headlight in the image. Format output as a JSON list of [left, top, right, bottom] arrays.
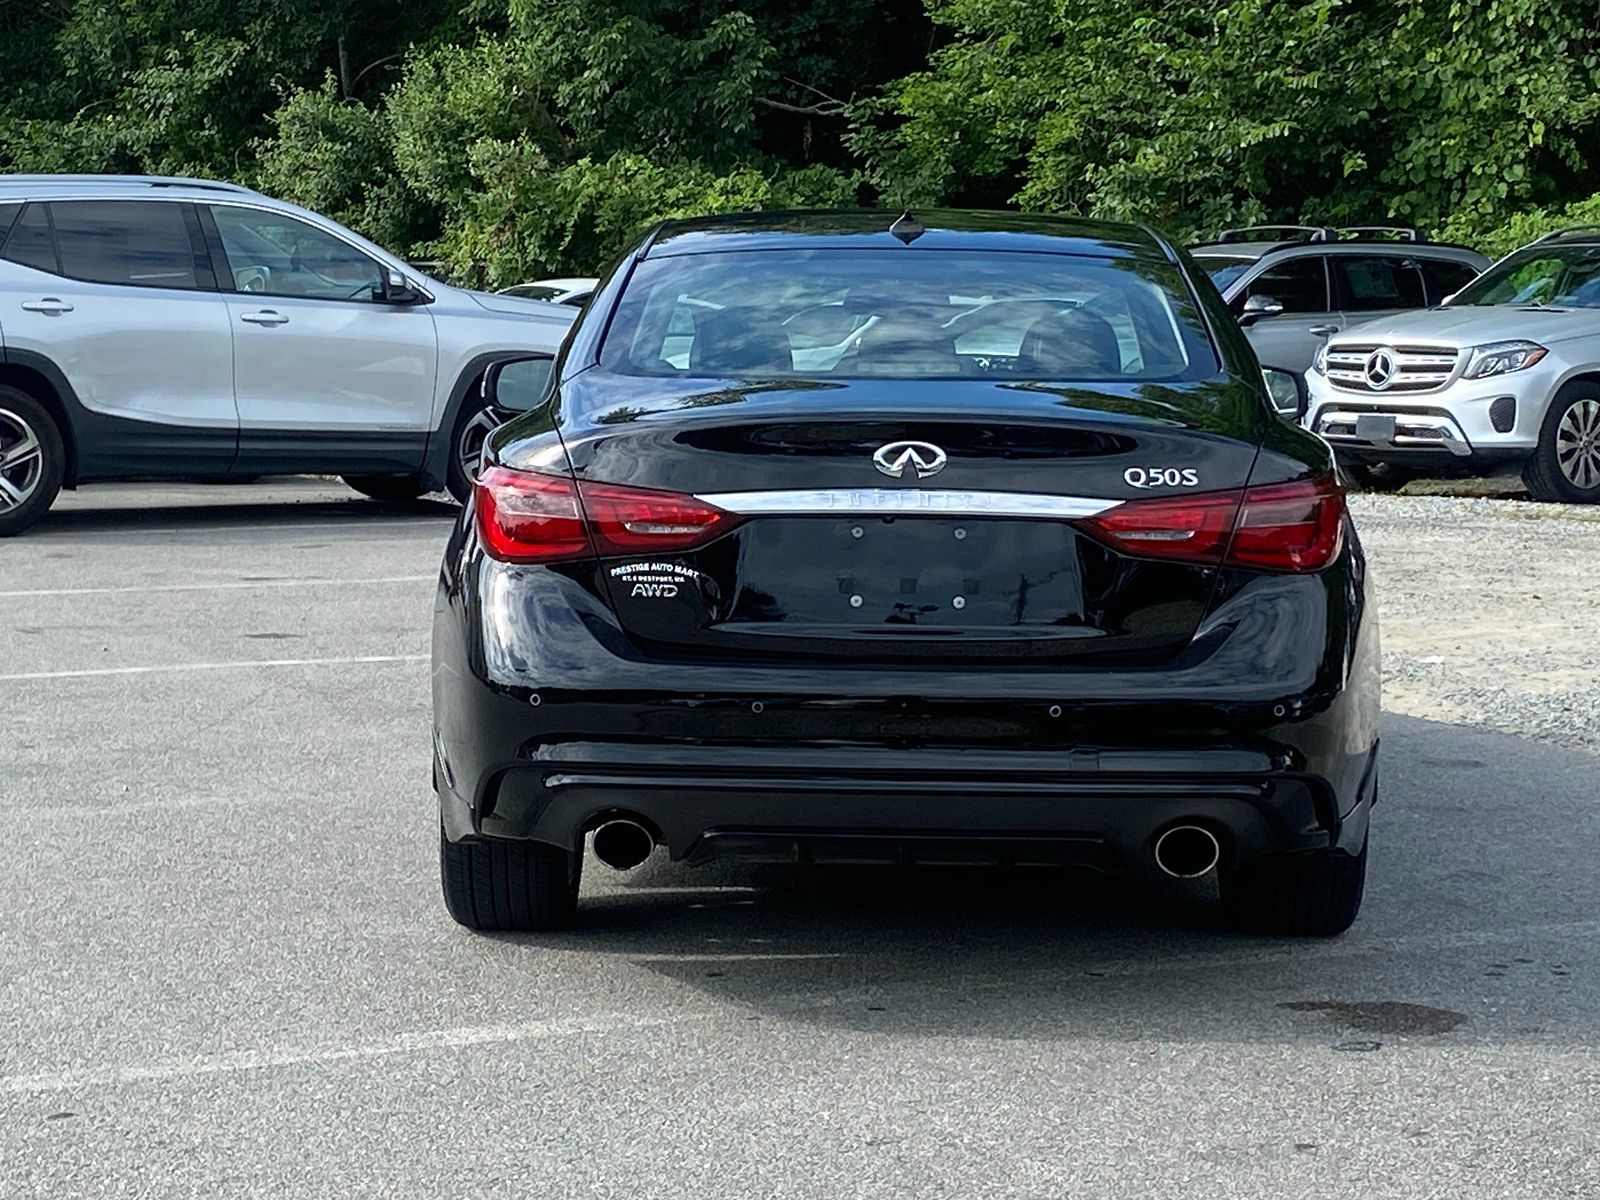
[[1311, 342, 1329, 375], [1463, 340, 1548, 379]]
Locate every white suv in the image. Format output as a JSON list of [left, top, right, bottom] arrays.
[[1305, 226, 1600, 501], [0, 175, 576, 536]]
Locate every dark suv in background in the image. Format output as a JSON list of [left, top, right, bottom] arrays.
[[1189, 226, 1490, 392]]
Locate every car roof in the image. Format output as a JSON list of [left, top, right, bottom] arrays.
[[643, 209, 1173, 260], [1191, 240, 1485, 262], [0, 174, 258, 202]]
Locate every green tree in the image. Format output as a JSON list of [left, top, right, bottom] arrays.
[[858, 0, 1600, 240]]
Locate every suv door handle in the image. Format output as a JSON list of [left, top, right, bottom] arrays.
[[21, 298, 73, 315], [239, 310, 289, 326], [1308, 324, 1341, 337]]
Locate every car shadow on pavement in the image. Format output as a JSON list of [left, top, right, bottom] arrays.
[[504, 713, 1600, 1047], [34, 494, 458, 535]]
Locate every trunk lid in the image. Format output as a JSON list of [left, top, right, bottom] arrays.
[[546, 377, 1266, 663]]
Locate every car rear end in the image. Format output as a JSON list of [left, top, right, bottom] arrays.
[[432, 212, 1380, 934]]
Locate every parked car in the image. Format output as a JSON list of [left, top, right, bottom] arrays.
[[0, 175, 576, 536], [1305, 225, 1600, 500], [497, 277, 598, 307], [432, 209, 1380, 937], [1188, 226, 1490, 389]]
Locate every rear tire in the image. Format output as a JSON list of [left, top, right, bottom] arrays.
[[344, 475, 428, 503], [1523, 381, 1600, 503], [1220, 840, 1367, 936], [0, 386, 66, 537], [439, 829, 581, 932], [447, 386, 510, 503]]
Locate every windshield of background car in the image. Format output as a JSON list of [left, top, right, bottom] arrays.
[[1453, 246, 1600, 308], [599, 248, 1220, 382], [1196, 255, 1256, 292]]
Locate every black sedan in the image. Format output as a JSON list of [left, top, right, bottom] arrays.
[[431, 210, 1380, 936]]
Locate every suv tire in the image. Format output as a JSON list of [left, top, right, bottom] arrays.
[[1524, 381, 1600, 504], [1219, 840, 1367, 936], [447, 387, 509, 503], [440, 828, 581, 931], [343, 475, 429, 503], [0, 386, 66, 537]]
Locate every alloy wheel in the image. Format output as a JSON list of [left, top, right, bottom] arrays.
[[456, 406, 513, 485], [1556, 397, 1600, 490], [0, 406, 44, 512]]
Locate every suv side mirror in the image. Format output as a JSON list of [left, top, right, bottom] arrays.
[[382, 269, 427, 306], [1239, 294, 1286, 327], [483, 355, 555, 413], [1261, 367, 1305, 419]]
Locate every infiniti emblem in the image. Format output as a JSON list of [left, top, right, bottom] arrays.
[[1363, 347, 1397, 390], [872, 440, 947, 479]]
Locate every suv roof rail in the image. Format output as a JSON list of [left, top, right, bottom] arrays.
[[1215, 224, 1335, 245], [0, 173, 255, 194], [1336, 225, 1426, 242], [1535, 224, 1600, 244]]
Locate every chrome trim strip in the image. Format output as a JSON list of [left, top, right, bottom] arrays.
[[696, 488, 1121, 519]]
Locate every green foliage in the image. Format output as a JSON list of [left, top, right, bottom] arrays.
[[1, 0, 1598, 277], [1440, 194, 1600, 261], [859, 0, 1600, 241]]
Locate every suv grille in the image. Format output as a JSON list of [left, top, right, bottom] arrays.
[[1325, 343, 1460, 394]]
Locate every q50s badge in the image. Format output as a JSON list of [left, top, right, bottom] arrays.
[[1124, 467, 1200, 489]]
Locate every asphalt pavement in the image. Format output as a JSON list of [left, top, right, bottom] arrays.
[[2, 480, 1597, 1198]]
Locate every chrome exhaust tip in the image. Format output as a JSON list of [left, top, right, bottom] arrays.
[[592, 819, 655, 871], [1153, 824, 1221, 879]]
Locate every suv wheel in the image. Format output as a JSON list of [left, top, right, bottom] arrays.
[[439, 827, 581, 932], [1219, 840, 1367, 936], [1524, 381, 1600, 503], [447, 390, 512, 503], [343, 475, 428, 503], [0, 386, 66, 537]]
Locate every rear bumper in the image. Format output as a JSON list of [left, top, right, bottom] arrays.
[[441, 739, 1376, 871], [432, 525, 1382, 872]]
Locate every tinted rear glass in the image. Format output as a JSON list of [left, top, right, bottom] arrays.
[[3, 204, 58, 274], [601, 249, 1219, 383], [52, 201, 200, 290], [1420, 258, 1480, 302], [1333, 255, 1426, 311]]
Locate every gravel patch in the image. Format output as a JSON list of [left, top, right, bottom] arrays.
[[1350, 493, 1600, 752]]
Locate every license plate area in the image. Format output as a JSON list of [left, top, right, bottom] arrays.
[[744, 517, 1092, 629]]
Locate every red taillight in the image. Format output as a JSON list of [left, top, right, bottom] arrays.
[[1226, 478, 1346, 572], [475, 466, 738, 563], [1077, 476, 1345, 573], [475, 467, 591, 563], [579, 480, 737, 553]]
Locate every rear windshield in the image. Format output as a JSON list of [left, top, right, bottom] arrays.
[[600, 249, 1219, 382]]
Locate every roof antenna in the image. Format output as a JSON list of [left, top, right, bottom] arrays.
[[888, 210, 925, 245]]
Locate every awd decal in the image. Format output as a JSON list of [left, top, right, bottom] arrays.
[[609, 561, 712, 601]]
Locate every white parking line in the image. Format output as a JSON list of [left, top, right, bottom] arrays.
[[0, 655, 428, 682], [0, 575, 433, 599], [0, 1011, 698, 1095]]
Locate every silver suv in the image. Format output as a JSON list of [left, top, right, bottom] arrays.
[[1305, 226, 1600, 501], [0, 175, 576, 536], [1189, 226, 1489, 384]]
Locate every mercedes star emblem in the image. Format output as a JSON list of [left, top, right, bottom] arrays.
[[1363, 347, 1397, 390]]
